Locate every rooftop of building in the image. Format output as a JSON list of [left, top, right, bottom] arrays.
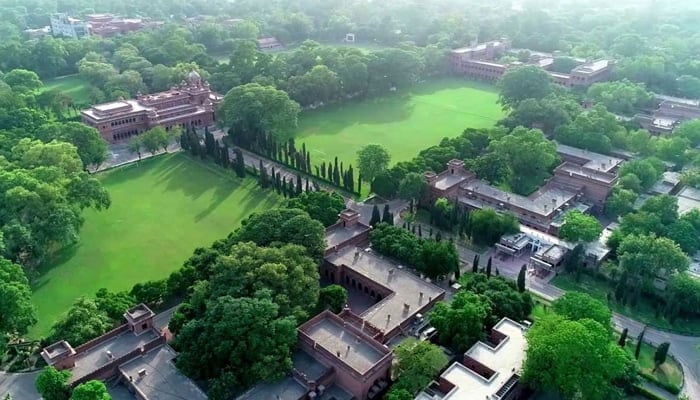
[[300, 312, 387, 374], [42, 340, 75, 361], [326, 222, 370, 250], [555, 162, 618, 185], [125, 303, 154, 322], [572, 59, 613, 74], [325, 247, 444, 337], [434, 172, 470, 191], [431, 318, 528, 400], [678, 187, 700, 215], [461, 179, 577, 217], [451, 40, 507, 54], [69, 329, 159, 383], [655, 94, 700, 107], [119, 345, 206, 400], [556, 143, 623, 172], [650, 171, 683, 195]]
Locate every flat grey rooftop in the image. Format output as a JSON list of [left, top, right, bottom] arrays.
[[236, 376, 305, 400], [71, 330, 158, 382], [556, 143, 622, 172], [292, 350, 329, 381], [678, 187, 700, 215], [326, 247, 444, 335], [119, 345, 206, 400], [106, 383, 136, 400], [462, 179, 577, 216], [557, 162, 617, 184], [303, 316, 384, 374], [326, 223, 369, 250], [434, 173, 468, 190]]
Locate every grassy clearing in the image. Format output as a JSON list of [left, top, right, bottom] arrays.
[[551, 273, 700, 335], [41, 74, 92, 104], [29, 153, 281, 337], [295, 78, 503, 168], [624, 340, 683, 390]]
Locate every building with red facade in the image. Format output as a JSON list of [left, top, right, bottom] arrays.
[[449, 41, 614, 87], [81, 71, 221, 143]]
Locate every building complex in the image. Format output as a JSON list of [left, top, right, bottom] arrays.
[[239, 209, 446, 400], [426, 143, 622, 236], [49, 13, 161, 39], [81, 71, 222, 143], [417, 318, 529, 400], [635, 94, 700, 135], [50, 13, 90, 39], [449, 40, 614, 87]]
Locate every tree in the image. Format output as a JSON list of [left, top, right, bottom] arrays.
[[653, 342, 670, 371], [36, 122, 108, 169], [94, 288, 136, 322], [421, 239, 459, 280], [558, 210, 603, 243], [459, 274, 533, 326], [0, 258, 36, 335], [587, 79, 653, 116], [619, 328, 628, 347], [220, 83, 300, 146], [485, 257, 492, 278], [47, 297, 112, 346], [70, 380, 111, 400], [498, 65, 553, 109], [397, 172, 427, 201], [472, 254, 479, 274], [605, 187, 638, 218], [429, 291, 490, 353], [522, 315, 634, 400], [469, 208, 519, 246], [128, 136, 143, 161], [284, 191, 345, 227], [173, 295, 297, 390], [382, 204, 393, 225], [517, 264, 526, 293], [552, 292, 612, 329], [317, 285, 347, 314], [392, 339, 448, 395], [357, 144, 391, 184], [488, 127, 558, 194], [2, 69, 42, 92], [140, 127, 163, 156], [233, 148, 246, 178], [618, 234, 689, 287], [36, 367, 71, 400], [209, 242, 320, 320], [635, 328, 646, 359], [230, 208, 326, 262], [369, 204, 381, 227]]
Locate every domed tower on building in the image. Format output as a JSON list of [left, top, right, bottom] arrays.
[[187, 70, 203, 87]]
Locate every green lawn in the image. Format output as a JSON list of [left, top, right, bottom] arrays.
[[295, 78, 503, 168], [29, 153, 281, 337], [552, 273, 700, 335], [41, 74, 91, 104], [624, 339, 683, 390]]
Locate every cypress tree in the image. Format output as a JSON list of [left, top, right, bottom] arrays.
[[472, 255, 479, 273], [618, 328, 628, 347], [306, 152, 311, 172], [347, 166, 354, 192], [369, 205, 381, 227], [321, 162, 326, 179], [296, 174, 303, 195], [412, 225, 416, 234], [258, 160, 270, 188], [233, 148, 246, 178], [382, 204, 393, 225], [635, 328, 646, 360], [435, 231, 442, 241], [653, 342, 670, 371], [284, 149, 289, 165], [180, 131, 188, 150], [418, 225, 423, 238], [315, 165, 320, 177], [486, 257, 492, 278], [333, 157, 340, 184], [357, 174, 362, 194], [340, 161, 344, 176], [517, 264, 526, 292]]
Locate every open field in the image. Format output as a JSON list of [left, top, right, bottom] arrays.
[[41, 74, 91, 104], [29, 153, 281, 337], [624, 339, 683, 390], [295, 78, 503, 168], [552, 273, 700, 335]]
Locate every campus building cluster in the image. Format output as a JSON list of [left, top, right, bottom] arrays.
[[80, 71, 222, 143], [426, 143, 622, 236], [41, 304, 206, 400], [239, 209, 448, 400], [417, 318, 529, 400], [635, 94, 700, 135], [449, 40, 614, 87], [48, 13, 162, 39]]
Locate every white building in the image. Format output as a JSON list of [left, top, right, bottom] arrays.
[[50, 13, 90, 39]]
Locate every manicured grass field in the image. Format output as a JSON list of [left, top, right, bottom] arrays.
[[624, 339, 683, 390], [29, 153, 281, 337], [295, 78, 503, 167], [41, 74, 91, 104], [551, 273, 700, 335]]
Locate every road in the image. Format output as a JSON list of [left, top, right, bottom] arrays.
[[0, 370, 41, 399]]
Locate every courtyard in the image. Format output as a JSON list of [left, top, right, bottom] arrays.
[[29, 153, 281, 337], [295, 78, 503, 167]]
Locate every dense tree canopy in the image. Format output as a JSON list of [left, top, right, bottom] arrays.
[[70, 380, 111, 400], [558, 210, 603, 243], [358, 144, 391, 184], [459, 274, 533, 327], [36, 367, 71, 400], [552, 292, 612, 329], [586, 80, 653, 116], [498, 65, 553, 109], [522, 315, 634, 400], [173, 295, 297, 394], [0, 257, 36, 335], [47, 297, 112, 346], [284, 191, 346, 227], [468, 208, 519, 246], [391, 339, 447, 395], [430, 291, 490, 353]]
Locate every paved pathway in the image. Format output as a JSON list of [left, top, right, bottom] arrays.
[[0, 370, 40, 399]]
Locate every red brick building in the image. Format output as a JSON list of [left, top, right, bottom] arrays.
[[86, 14, 162, 38], [81, 71, 221, 143]]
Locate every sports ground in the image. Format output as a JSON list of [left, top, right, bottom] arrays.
[[29, 153, 281, 337], [295, 78, 503, 167]]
